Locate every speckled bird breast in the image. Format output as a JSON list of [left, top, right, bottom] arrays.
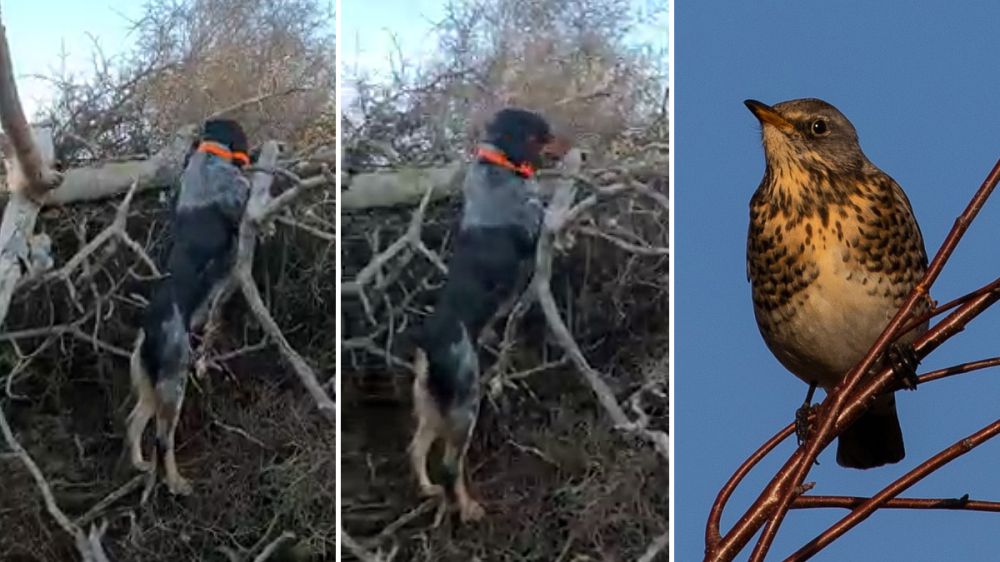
[[746, 170, 929, 387]]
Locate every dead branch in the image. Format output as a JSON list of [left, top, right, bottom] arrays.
[[532, 150, 669, 463], [46, 125, 197, 205], [0, 127, 56, 328], [340, 162, 462, 209], [341, 182, 447, 322], [43, 180, 159, 283], [234, 141, 334, 421]]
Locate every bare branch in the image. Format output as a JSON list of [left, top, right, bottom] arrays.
[[234, 141, 334, 421]]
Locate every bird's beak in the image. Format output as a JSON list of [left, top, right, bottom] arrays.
[[745, 99, 794, 133]]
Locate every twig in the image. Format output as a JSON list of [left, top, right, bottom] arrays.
[[252, 531, 295, 562], [636, 530, 669, 562], [276, 215, 336, 241], [207, 87, 313, 120], [364, 499, 436, 546], [578, 225, 669, 256], [74, 474, 146, 527], [213, 419, 269, 449], [792, 494, 1000, 512]]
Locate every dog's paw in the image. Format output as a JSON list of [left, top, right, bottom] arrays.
[[132, 459, 154, 473], [459, 498, 485, 523], [167, 476, 193, 496], [418, 483, 445, 498]]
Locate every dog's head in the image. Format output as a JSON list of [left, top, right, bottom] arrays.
[[484, 108, 569, 169], [185, 119, 251, 169], [203, 119, 249, 157]]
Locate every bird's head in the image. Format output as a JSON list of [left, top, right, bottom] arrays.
[[745, 98, 867, 175]]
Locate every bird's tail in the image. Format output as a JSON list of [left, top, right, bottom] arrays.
[[836, 393, 905, 469]]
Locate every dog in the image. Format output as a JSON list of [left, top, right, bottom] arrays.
[[409, 108, 569, 522], [125, 119, 250, 495]]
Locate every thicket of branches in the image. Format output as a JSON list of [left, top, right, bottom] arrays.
[[341, 0, 669, 560], [343, 0, 666, 170], [0, 1, 335, 561]]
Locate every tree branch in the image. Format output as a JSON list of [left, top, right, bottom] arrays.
[[234, 141, 334, 421]]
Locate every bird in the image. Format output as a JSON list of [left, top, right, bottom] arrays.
[[744, 98, 928, 469]]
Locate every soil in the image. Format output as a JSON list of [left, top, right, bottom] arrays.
[[340, 361, 669, 561]]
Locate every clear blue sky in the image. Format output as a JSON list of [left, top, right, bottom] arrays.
[[4, 1, 143, 117], [677, 3, 1000, 561]]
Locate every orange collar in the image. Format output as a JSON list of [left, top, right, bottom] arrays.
[[198, 142, 250, 167], [476, 147, 535, 178]]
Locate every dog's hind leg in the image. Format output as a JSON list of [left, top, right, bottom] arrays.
[[409, 349, 444, 498], [443, 408, 484, 523], [126, 338, 156, 472], [155, 371, 192, 496]]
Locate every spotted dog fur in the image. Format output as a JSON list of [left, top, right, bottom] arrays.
[[126, 119, 250, 495]]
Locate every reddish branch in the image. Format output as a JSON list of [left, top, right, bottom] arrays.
[[788, 419, 1000, 560], [792, 494, 1000, 513], [705, 158, 1000, 561]]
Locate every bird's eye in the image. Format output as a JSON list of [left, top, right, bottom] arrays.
[[811, 119, 829, 136]]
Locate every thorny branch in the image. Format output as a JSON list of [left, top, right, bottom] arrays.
[[706, 158, 1000, 561]]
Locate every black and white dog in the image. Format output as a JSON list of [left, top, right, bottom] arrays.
[[126, 119, 250, 495], [409, 108, 568, 522]]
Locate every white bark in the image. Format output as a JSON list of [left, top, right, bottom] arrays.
[[341, 162, 464, 209], [0, 127, 52, 326], [45, 125, 197, 205]]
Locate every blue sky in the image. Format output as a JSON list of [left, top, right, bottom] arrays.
[[677, 2, 1000, 560], [4, 1, 144, 117]]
